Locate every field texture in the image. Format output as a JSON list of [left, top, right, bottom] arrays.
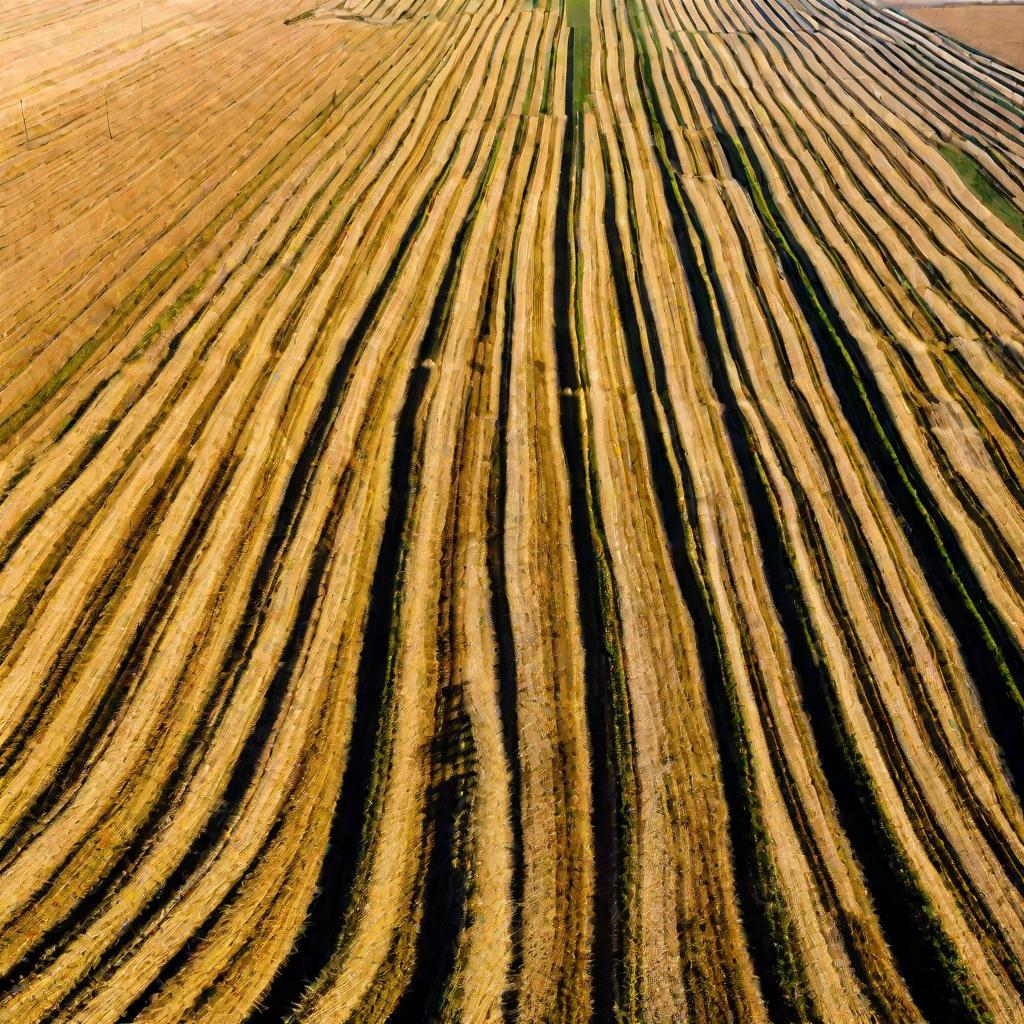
[[902, 3, 1024, 71], [2, 0, 1024, 1021]]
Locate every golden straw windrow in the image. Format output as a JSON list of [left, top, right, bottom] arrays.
[[1, 0, 1023, 1020]]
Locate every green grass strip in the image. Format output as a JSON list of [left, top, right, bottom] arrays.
[[565, 0, 591, 109], [937, 142, 1024, 239]]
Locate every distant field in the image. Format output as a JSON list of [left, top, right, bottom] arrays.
[[2, 0, 1024, 1022], [899, 2, 1024, 69]]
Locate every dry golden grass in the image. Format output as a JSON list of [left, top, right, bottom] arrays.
[[0, 0, 1023, 1020]]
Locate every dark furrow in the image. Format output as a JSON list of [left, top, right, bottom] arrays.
[[552, 31, 639, 1023], [617, 8, 821, 1021], [710, 125, 997, 1022], [385, 279, 490, 1024], [491, 144, 539, 1022], [21, 136, 466, 1023], [717, 186, 1024, 925], [721, 124, 1024, 793], [248, 132, 492, 1024]]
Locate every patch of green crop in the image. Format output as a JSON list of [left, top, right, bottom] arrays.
[[566, 0, 590, 109], [937, 142, 1024, 239]]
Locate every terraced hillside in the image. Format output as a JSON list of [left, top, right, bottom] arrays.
[[1, 0, 1024, 1021]]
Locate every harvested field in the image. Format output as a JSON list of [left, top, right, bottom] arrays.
[[1, 0, 1024, 1021], [899, 3, 1024, 70]]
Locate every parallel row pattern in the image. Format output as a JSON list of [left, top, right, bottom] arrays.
[[1, 0, 1023, 1020]]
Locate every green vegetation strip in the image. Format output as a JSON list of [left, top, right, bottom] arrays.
[[566, 0, 590, 109], [937, 142, 1024, 239]]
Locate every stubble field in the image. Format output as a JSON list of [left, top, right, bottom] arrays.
[[1, 0, 1024, 1021], [895, 2, 1024, 71]]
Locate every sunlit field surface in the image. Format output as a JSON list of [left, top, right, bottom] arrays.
[[1, 0, 1023, 1021]]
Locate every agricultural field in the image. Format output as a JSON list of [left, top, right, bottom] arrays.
[[893, 1, 1024, 70], [1, 0, 1024, 1021]]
